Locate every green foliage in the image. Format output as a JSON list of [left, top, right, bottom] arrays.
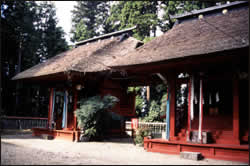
[[160, 1, 216, 32], [127, 87, 143, 116], [75, 95, 119, 139], [160, 93, 168, 115], [134, 127, 151, 145], [70, 1, 111, 42], [84, 127, 96, 138], [70, 1, 217, 42], [35, 2, 68, 62], [1, 1, 68, 116], [2, 1, 68, 70], [134, 83, 168, 121], [141, 100, 163, 122], [135, 95, 144, 116], [127, 86, 141, 94], [107, 1, 159, 41], [143, 37, 155, 43]]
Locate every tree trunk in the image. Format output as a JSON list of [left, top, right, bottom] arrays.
[[15, 41, 22, 115], [17, 41, 22, 74]]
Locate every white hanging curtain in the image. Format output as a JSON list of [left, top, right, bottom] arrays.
[[62, 90, 68, 129], [190, 75, 194, 121], [194, 93, 198, 104], [209, 93, 212, 105], [50, 88, 55, 129], [198, 79, 203, 142], [51, 89, 55, 128], [216, 92, 220, 102]]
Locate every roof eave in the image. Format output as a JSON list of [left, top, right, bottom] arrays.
[[171, 1, 248, 20]]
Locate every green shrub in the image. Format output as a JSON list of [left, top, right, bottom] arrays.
[[140, 100, 164, 122], [75, 95, 119, 140], [134, 127, 151, 145], [135, 95, 144, 116]]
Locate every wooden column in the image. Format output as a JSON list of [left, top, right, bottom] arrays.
[[233, 79, 240, 144], [73, 90, 78, 130], [146, 86, 150, 101], [169, 73, 176, 140], [48, 88, 53, 129]]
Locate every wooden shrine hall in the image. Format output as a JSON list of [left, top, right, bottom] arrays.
[[12, 26, 143, 141], [109, 1, 249, 163], [12, 1, 248, 163]]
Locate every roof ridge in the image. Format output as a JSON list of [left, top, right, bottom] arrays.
[[75, 26, 137, 47], [171, 1, 248, 20]]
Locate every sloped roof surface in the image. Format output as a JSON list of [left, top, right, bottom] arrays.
[[12, 36, 142, 80], [112, 6, 249, 67]]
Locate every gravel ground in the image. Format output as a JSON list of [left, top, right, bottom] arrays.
[[1, 133, 248, 165]]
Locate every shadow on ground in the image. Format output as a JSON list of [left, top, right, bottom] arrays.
[[1, 129, 41, 140], [102, 137, 135, 144]]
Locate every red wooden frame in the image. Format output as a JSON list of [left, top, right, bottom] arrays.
[[233, 79, 240, 144], [144, 137, 249, 163], [73, 90, 78, 130], [3, 116, 48, 120], [48, 88, 54, 128], [169, 74, 176, 140]]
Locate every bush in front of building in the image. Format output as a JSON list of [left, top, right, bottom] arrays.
[[75, 94, 119, 141], [134, 127, 151, 146]]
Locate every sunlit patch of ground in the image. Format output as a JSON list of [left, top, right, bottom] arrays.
[[1, 131, 248, 165]]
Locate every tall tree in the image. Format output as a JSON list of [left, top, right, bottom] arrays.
[[1, 1, 38, 73], [70, 1, 110, 42], [159, 1, 216, 32], [107, 1, 159, 41], [1, 1, 39, 114], [1, 1, 68, 116], [34, 1, 68, 64]]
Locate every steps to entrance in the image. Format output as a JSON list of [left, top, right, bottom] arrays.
[[177, 129, 236, 144], [144, 138, 249, 163]]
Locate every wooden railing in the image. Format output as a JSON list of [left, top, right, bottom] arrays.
[[125, 121, 166, 138], [1, 116, 48, 129]]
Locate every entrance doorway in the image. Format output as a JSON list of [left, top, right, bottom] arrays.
[[51, 89, 74, 130]]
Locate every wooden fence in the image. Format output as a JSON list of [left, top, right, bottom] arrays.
[[1, 116, 48, 129], [125, 121, 166, 138]]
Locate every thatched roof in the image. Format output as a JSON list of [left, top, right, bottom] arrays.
[[112, 3, 249, 67], [12, 36, 143, 80]]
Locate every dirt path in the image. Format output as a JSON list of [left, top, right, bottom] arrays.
[[1, 133, 248, 165]]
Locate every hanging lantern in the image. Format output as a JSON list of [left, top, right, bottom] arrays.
[[76, 84, 84, 90], [239, 72, 248, 80], [76, 84, 82, 90], [198, 14, 204, 20], [222, 9, 228, 15]]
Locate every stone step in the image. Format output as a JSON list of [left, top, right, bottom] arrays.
[[41, 134, 54, 140], [180, 151, 202, 161]]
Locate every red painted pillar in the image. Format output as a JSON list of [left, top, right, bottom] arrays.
[[169, 74, 176, 140], [233, 79, 240, 144], [48, 88, 53, 129], [73, 90, 78, 130]]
